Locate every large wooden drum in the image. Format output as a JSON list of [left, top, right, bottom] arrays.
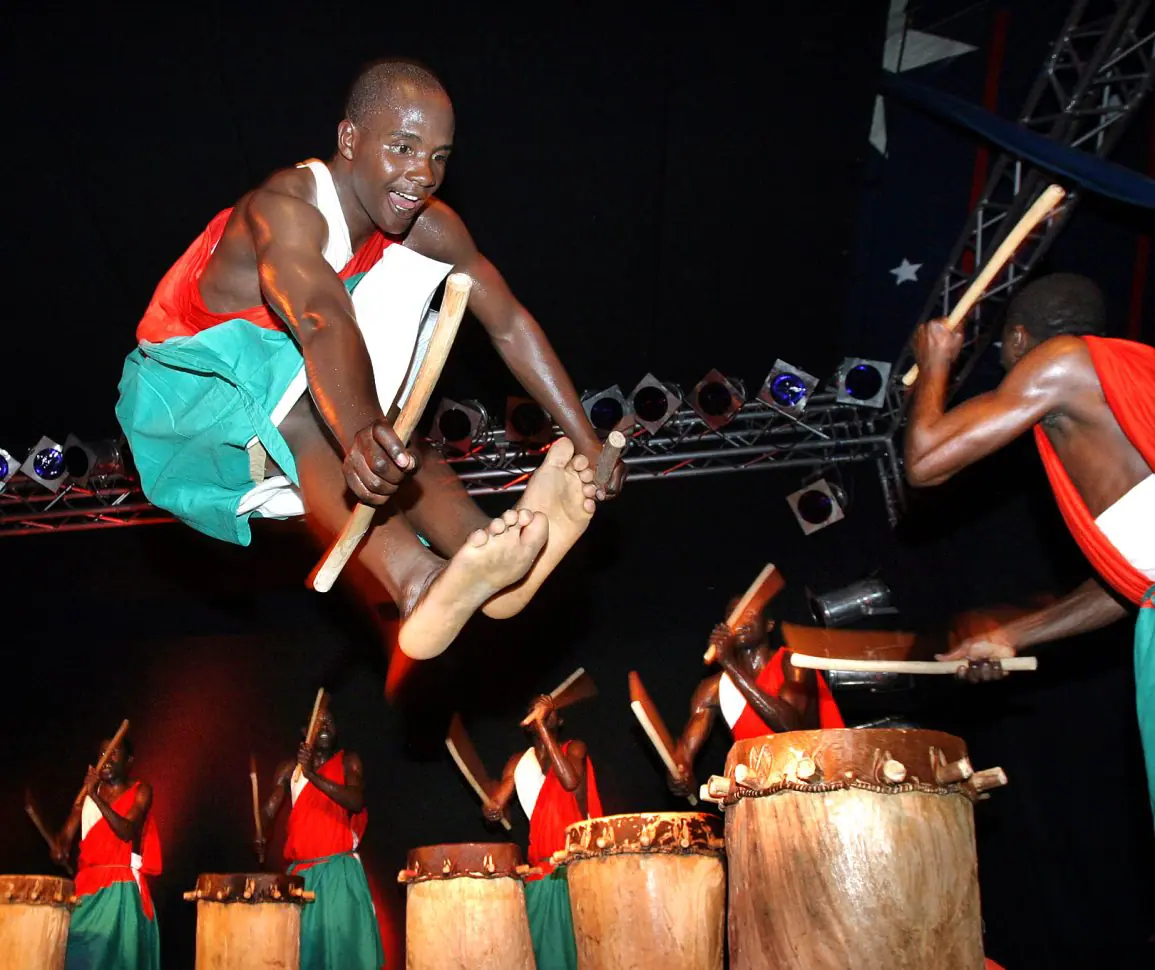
[[400, 843, 536, 969], [714, 729, 1005, 970], [0, 875, 75, 970], [184, 873, 313, 970], [561, 812, 726, 970]]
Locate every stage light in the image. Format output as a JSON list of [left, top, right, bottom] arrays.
[[786, 478, 845, 535], [758, 360, 818, 419], [629, 375, 681, 435], [581, 385, 633, 436], [689, 369, 745, 430], [505, 396, 553, 445], [809, 578, 897, 627], [20, 435, 69, 492], [62, 435, 132, 485], [835, 358, 891, 409], [429, 399, 490, 457], [0, 447, 17, 491]]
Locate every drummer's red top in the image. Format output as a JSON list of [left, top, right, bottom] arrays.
[[76, 782, 162, 919], [729, 650, 845, 741], [284, 750, 368, 866], [135, 207, 390, 344], [1033, 335, 1155, 605], [527, 742, 603, 878]]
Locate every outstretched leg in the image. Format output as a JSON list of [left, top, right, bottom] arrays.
[[279, 397, 547, 658]]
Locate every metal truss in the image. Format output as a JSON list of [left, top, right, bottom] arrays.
[[446, 393, 905, 526], [890, 0, 1155, 401], [0, 394, 904, 537]]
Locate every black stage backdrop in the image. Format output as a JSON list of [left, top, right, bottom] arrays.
[[1, 5, 1153, 970]]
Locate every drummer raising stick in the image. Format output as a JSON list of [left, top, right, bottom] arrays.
[[668, 588, 845, 799], [259, 706, 383, 970], [484, 693, 604, 970], [51, 728, 163, 970]]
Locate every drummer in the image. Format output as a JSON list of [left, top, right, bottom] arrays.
[[483, 694, 603, 970], [259, 710, 383, 970], [51, 735, 162, 970], [668, 597, 844, 797]]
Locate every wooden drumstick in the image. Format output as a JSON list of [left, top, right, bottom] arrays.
[[901, 184, 1066, 387], [24, 794, 74, 875], [309, 273, 474, 593], [789, 653, 1038, 675], [292, 688, 328, 785], [76, 719, 130, 803], [595, 430, 626, 489], [249, 754, 264, 865]]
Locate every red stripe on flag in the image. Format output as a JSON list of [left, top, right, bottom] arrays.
[[964, 9, 1012, 274]]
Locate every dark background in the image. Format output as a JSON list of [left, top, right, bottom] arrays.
[[2, 3, 1154, 968]]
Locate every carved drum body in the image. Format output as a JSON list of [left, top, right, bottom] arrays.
[[400, 843, 535, 970], [186, 873, 311, 970], [562, 812, 726, 970], [715, 729, 1001, 970], [0, 875, 75, 970]]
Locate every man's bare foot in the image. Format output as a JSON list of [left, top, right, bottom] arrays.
[[398, 508, 548, 659], [482, 437, 597, 619]]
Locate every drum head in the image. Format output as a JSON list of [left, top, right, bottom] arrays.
[[0, 875, 74, 905], [402, 843, 525, 883], [563, 813, 723, 862], [187, 873, 306, 904]]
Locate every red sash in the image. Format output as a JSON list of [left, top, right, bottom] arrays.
[[76, 782, 161, 919], [136, 207, 389, 344], [1033, 335, 1155, 605], [284, 751, 368, 865], [731, 650, 845, 741], [527, 743, 603, 876]]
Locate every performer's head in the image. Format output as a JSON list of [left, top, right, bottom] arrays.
[[725, 597, 776, 654], [1000, 273, 1106, 370], [312, 711, 338, 755], [337, 57, 454, 235], [97, 736, 133, 785]]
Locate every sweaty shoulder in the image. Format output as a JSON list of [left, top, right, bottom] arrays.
[[244, 166, 327, 244], [405, 198, 473, 262], [1014, 335, 1102, 419], [691, 673, 722, 711]]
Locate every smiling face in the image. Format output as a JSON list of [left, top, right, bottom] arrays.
[[337, 80, 455, 235]]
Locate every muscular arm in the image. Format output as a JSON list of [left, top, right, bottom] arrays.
[[304, 752, 366, 815], [408, 204, 601, 461], [674, 676, 721, 772], [904, 338, 1076, 487], [246, 190, 385, 453], [535, 721, 584, 793], [89, 783, 153, 844], [261, 760, 295, 826], [53, 797, 85, 859], [486, 753, 521, 815]]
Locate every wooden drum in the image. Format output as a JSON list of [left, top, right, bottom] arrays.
[[0, 875, 75, 970], [712, 729, 1005, 970], [184, 873, 313, 970], [399, 843, 536, 969], [561, 812, 726, 970]]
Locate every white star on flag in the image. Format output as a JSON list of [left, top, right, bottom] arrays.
[[871, 0, 976, 154], [890, 258, 922, 284]]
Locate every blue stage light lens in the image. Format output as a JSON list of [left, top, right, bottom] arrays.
[[845, 364, 883, 400], [590, 397, 624, 431], [770, 373, 807, 408], [33, 447, 65, 480], [797, 489, 833, 524]]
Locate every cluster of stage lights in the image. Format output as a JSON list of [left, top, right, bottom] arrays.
[[430, 356, 891, 533], [0, 435, 132, 494]]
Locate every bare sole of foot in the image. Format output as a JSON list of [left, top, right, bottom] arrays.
[[398, 508, 548, 659], [482, 437, 596, 619]]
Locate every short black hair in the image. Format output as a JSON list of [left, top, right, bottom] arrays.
[[1004, 273, 1107, 341], [344, 57, 448, 125]]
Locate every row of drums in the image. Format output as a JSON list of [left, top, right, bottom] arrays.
[[405, 729, 1006, 970], [0, 730, 1004, 970]]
